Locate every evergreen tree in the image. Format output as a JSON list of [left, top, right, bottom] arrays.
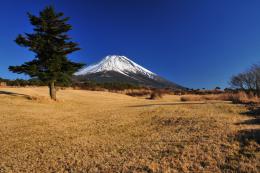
[[9, 6, 84, 100]]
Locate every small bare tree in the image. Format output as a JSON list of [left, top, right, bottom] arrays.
[[230, 64, 260, 96]]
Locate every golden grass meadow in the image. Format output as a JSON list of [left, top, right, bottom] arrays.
[[0, 87, 259, 172]]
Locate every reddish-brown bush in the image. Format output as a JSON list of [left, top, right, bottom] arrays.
[[180, 91, 259, 104], [126, 89, 151, 97], [149, 90, 164, 100]]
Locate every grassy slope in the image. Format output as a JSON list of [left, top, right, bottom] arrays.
[[0, 87, 259, 172]]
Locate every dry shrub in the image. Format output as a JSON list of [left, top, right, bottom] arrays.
[[126, 89, 168, 99], [180, 95, 203, 101], [126, 89, 151, 97], [26, 95, 52, 102], [72, 85, 106, 91], [149, 90, 164, 100], [230, 91, 259, 104], [180, 91, 259, 104], [215, 92, 259, 104]]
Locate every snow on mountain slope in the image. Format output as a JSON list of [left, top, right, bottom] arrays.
[[75, 55, 156, 79]]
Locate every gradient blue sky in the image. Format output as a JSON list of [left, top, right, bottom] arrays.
[[1, 0, 260, 89]]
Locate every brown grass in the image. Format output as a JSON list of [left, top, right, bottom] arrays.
[[181, 92, 260, 104], [0, 87, 259, 172]]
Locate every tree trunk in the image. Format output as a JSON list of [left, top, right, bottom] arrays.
[[49, 81, 57, 100]]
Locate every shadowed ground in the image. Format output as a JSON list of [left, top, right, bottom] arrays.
[[237, 107, 260, 144], [0, 90, 29, 97]]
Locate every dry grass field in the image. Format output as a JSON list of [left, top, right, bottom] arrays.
[[0, 87, 259, 172]]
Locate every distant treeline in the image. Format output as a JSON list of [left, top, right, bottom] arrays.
[[0, 78, 45, 86], [0, 77, 144, 90], [0, 77, 240, 94], [73, 81, 143, 91], [0, 77, 75, 87]]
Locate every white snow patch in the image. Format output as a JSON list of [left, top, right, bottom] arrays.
[[75, 55, 157, 79]]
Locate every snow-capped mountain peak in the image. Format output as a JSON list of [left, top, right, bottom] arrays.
[[75, 55, 156, 78]]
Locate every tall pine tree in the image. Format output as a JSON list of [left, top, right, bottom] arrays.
[[9, 6, 84, 100]]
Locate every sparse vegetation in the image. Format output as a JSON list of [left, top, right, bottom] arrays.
[[0, 87, 258, 172], [181, 91, 260, 104]]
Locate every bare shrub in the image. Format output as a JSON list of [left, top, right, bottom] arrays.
[[126, 89, 151, 97], [230, 64, 260, 96], [180, 92, 259, 104], [180, 95, 203, 101], [230, 92, 248, 104], [180, 94, 227, 102], [230, 91, 259, 104], [149, 90, 164, 100]]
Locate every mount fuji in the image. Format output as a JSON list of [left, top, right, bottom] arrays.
[[74, 55, 183, 89]]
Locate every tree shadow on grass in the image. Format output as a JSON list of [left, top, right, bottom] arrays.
[[236, 129, 260, 144], [223, 128, 260, 172], [241, 106, 260, 117], [237, 106, 260, 125], [0, 90, 31, 99], [236, 106, 260, 145], [221, 106, 260, 173], [237, 118, 260, 125]]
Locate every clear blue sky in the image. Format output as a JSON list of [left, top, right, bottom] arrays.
[[1, 0, 260, 89]]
